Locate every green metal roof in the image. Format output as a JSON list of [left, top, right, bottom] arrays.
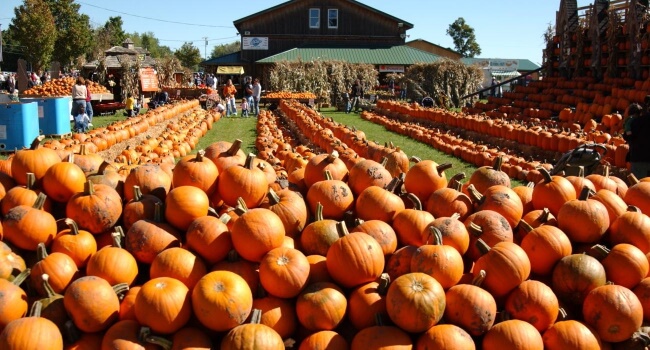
[[256, 46, 440, 64], [461, 58, 541, 71]]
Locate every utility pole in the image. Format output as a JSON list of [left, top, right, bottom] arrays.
[[203, 37, 208, 60]]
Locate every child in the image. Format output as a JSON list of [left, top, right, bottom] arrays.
[[74, 105, 91, 133], [240, 98, 249, 118], [125, 93, 136, 118]]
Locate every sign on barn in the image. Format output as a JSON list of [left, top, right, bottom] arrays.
[[243, 37, 269, 50]]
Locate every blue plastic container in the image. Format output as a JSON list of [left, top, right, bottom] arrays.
[[21, 97, 72, 136], [0, 102, 40, 150]]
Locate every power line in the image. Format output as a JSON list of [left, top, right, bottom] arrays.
[[78, 2, 235, 29]]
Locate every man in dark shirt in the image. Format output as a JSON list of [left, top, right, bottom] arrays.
[[350, 79, 364, 113], [628, 106, 650, 179]]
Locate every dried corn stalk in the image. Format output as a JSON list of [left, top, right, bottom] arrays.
[[405, 59, 483, 108]]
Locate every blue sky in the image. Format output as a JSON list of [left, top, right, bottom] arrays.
[[1, 0, 593, 65]]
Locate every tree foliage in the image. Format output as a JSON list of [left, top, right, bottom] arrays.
[[103, 16, 127, 48], [129, 31, 173, 58], [88, 16, 127, 62], [44, 0, 93, 69], [174, 42, 202, 70], [9, 0, 57, 72], [210, 41, 241, 59], [446, 17, 481, 58]]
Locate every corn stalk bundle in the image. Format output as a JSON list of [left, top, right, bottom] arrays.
[[268, 59, 377, 104], [154, 56, 184, 88], [405, 59, 483, 108], [119, 54, 143, 100]]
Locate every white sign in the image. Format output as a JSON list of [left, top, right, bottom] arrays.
[[38, 105, 44, 118], [379, 65, 405, 73], [473, 59, 519, 71], [0, 125, 6, 139], [242, 37, 269, 50]]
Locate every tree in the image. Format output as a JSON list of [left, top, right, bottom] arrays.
[[44, 0, 93, 69], [209, 41, 241, 59], [174, 42, 202, 70], [128, 31, 173, 59], [9, 0, 57, 72], [103, 16, 126, 47], [446, 17, 481, 58]]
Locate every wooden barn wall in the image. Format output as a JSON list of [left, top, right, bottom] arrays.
[[238, 0, 406, 63]]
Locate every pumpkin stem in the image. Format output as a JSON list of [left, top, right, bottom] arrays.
[[627, 205, 641, 213], [249, 309, 263, 324], [219, 213, 232, 225], [132, 186, 143, 202], [449, 173, 466, 189], [29, 135, 45, 150], [538, 167, 553, 183], [195, 150, 205, 162], [538, 208, 552, 223], [153, 202, 164, 222], [602, 165, 610, 178], [405, 193, 423, 211], [427, 226, 443, 245], [41, 274, 61, 298], [468, 222, 483, 238], [475, 238, 491, 256], [79, 143, 88, 155], [410, 156, 421, 163], [244, 153, 257, 170], [33, 192, 48, 210], [29, 300, 44, 317], [25, 172, 36, 190], [314, 202, 324, 221], [327, 150, 339, 163], [36, 242, 49, 261], [111, 227, 125, 249], [84, 180, 95, 196], [590, 244, 611, 259], [492, 156, 503, 171], [525, 181, 535, 188], [466, 184, 484, 205], [472, 270, 487, 287], [206, 207, 220, 217], [628, 173, 640, 185], [112, 283, 130, 300], [336, 220, 350, 238], [11, 268, 31, 287], [576, 166, 585, 178], [228, 139, 243, 156], [267, 188, 281, 205], [436, 163, 453, 175], [377, 273, 391, 296], [517, 220, 534, 235], [451, 213, 461, 220], [138, 327, 173, 350], [353, 218, 364, 228], [67, 152, 75, 163], [380, 157, 388, 167], [235, 197, 249, 215], [323, 169, 333, 181], [578, 186, 595, 200], [63, 218, 81, 235], [557, 308, 568, 321]]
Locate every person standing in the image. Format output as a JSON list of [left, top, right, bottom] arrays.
[[240, 98, 249, 118], [222, 79, 237, 117], [243, 77, 254, 112], [125, 93, 136, 118], [252, 78, 262, 116], [71, 77, 87, 118], [349, 79, 364, 113], [490, 77, 497, 97], [626, 99, 650, 179], [84, 79, 94, 126]]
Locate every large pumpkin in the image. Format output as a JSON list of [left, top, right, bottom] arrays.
[[231, 201, 285, 262], [122, 185, 162, 231], [220, 309, 284, 350], [472, 239, 531, 301], [404, 158, 450, 203], [505, 280, 559, 332], [557, 187, 610, 243], [259, 246, 310, 299], [66, 180, 122, 235], [482, 319, 543, 350], [416, 324, 476, 350], [444, 270, 496, 336], [348, 274, 391, 331], [63, 275, 126, 333], [519, 222, 572, 276], [355, 179, 404, 223], [86, 229, 139, 286], [298, 330, 349, 350], [307, 171, 354, 221], [326, 227, 385, 288], [164, 185, 209, 231], [41, 155, 86, 203], [410, 227, 464, 289], [582, 284, 643, 343], [551, 253, 606, 305], [135, 277, 192, 334], [50, 218, 97, 269], [303, 151, 349, 187], [149, 247, 207, 290], [542, 320, 602, 350], [386, 272, 446, 333], [125, 202, 181, 264], [468, 156, 511, 194], [185, 214, 233, 265], [191, 271, 253, 332], [172, 150, 219, 195], [350, 321, 413, 350], [218, 153, 269, 208], [296, 282, 347, 331], [260, 188, 309, 238], [347, 158, 391, 196], [531, 167, 576, 216], [2, 193, 57, 251], [0, 269, 30, 331], [123, 163, 172, 202], [610, 205, 650, 254], [11, 135, 61, 187], [0, 301, 63, 350]]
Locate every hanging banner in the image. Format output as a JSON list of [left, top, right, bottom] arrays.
[[378, 65, 405, 72], [473, 59, 519, 71], [242, 37, 269, 50]]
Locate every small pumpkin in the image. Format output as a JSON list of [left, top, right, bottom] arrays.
[[221, 309, 284, 350], [0, 301, 63, 350], [582, 284, 643, 343], [63, 275, 128, 333], [296, 282, 347, 331], [135, 277, 192, 334], [191, 271, 253, 332], [386, 272, 446, 333]]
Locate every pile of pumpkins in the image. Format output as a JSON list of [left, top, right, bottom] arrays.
[[0, 97, 650, 349]]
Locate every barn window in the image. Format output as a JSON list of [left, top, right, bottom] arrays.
[[309, 8, 320, 28], [328, 9, 338, 28]]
